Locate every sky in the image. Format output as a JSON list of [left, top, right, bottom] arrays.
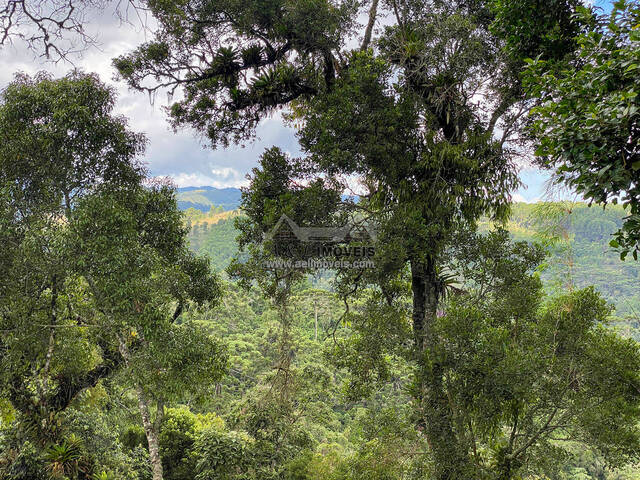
[[0, 1, 613, 201]]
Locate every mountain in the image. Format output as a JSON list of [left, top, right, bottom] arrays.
[[176, 186, 359, 213], [176, 186, 242, 212]]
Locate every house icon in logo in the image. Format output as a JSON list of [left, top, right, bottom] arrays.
[[265, 214, 376, 243]]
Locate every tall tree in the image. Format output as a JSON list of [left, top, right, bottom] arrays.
[[0, 72, 145, 442], [116, 1, 586, 477], [432, 229, 640, 479], [69, 182, 228, 480], [334, 228, 640, 479]]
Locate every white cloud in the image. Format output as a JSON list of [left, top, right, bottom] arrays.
[[169, 167, 249, 189], [512, 193, 541, 204]]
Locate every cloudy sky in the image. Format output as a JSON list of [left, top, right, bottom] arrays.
[[0, 0, 613, 200]]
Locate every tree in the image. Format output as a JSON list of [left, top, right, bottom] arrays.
[[438, 229, 640, 479], [113, 0, 359, 148], [526, 0, 640, 259], [0, 72, 227, 480], [116, 1, 587, 477], [68, 182, 228, 480], [0, 71, 145, 444]]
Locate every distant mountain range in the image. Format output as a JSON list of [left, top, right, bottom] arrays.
[[177, 186, 360, 212], [177, 186, 242, 212]]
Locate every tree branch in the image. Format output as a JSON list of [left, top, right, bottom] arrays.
[[361, 0, 379, 51]]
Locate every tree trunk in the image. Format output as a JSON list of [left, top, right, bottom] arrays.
[[314, 299, 318, 341], [411, 257, 470, 480], [136, 385, 164, 480], [40, 275, 57, 398], [118, 336, 164, 480], [360, 0, 379, 51]]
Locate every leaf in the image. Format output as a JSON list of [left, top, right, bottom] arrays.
[[598, 164, 612, 176]]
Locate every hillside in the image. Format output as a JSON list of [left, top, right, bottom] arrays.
[[186, 202, 640, 320], [177, 186, 242, 212], [484, 203, 640, 318], [186, 209, 241, 267]]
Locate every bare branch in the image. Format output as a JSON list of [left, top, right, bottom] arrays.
[[0, 0, 143, 62]]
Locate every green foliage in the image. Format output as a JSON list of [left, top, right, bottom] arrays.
[[122, 425, 148, 451], [188, 202, 640, 320], [68, 182, 227, 403], [62, 405, 132, 475], [43, 434, 92, 479], [128, 446, 153, 480], [0, 71, 145, 215], [490, 0, 586, 64], [114, 4, 609, 474], [0, 440, 47, 480], [526, 0, 640, 258], [4, 3, 640, 480], [329, 291, 412, 401], [193, 426, 253, 480], [0, 71, 227, 479], [158, 407, 225, 480], [339, 405, 428, 480], [188, 217, 241, 270], [114, 0, 358, 148], [483, 203, 640, 319], [159, 407, 199, 480], [428, 232, 640, 479], [0, 71, 147, 447]]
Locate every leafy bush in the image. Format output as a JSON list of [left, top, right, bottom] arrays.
[[159, 407, 199, 480], [0, 440, 47, 480], [193, 426, 254, 480]]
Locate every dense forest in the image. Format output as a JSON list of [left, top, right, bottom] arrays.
[[187, 202, 640, 319], [1, 0, 639, 480], [3, 199, 639, 480]]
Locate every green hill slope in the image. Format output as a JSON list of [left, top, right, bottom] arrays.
[[188, 202, 640, 319], [490, 203, 640, 318], [177, 186, 242, 211]]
